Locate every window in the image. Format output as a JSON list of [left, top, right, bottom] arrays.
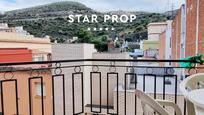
[[36, 83, 46, 97], [33, 54, 45, 61]]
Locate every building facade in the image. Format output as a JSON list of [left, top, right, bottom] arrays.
[[0, 32, 51, 62], [51, 43, 96, 114], [147, 22, 168, 41], [0, 30, 52, 115], [185, 0, 204, 56], [51, 43, 134, 114], [144, 22, 169, 58], [159, 31, 166, 61], [171, 0, 204, 64], [159, 20, 172, 65], [171, 8, 181, 63]]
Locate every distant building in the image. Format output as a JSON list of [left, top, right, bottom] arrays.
[[13, 26, 31, 36], [127, 42, 140, 49], [0, 23, 31, 35], [159, 20, 173, 66], [108, 41, 116, 52], [147, 22, 168, 41], [142, 40, 159, 51], [0, 23, 12, 32], [143, 22, 168, 58], [0, 32, 51, 54], [108, 41, 121, 53], [142, 40, 159, 58], [67, 37, 78, 43], [144, 49, 159, 58], [121, 42, 140, 53]]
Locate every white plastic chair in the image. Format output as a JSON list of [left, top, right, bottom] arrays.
[[135, 89, 182, 115], [180, 73, 204, 115]]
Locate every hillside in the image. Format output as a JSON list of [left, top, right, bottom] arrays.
[[0, 1, 173, 51], [1, 1, 97, 20]]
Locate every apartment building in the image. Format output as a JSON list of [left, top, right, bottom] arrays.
[[51, 43, 135, 114], [144, 22, 168, 51], [171, 0, 204, 58], [158, 5, 186, 65], [171, 8, 182, 64], [0, 32, 51, 61], [147, 22, 168, 41], [158, 5, 186, 77], [0, 54, 51, 115], [185, 0, 204, 56], [170, 0, 204, 65], [0, 30, 52, 115], [0, 69, 52, 115], [159, 20, 173, 66], [144, 22, 168, 58], [0, 23, 31, 36]]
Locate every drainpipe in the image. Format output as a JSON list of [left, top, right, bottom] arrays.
[[195, 0, 200, 54]]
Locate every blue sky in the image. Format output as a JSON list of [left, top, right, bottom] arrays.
[[6, 0, 16, 3], [0, 0, 185, 12]]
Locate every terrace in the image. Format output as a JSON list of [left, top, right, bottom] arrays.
[[0, 58, 202, 115]]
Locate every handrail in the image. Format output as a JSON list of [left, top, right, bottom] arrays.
[[0, 59, 199, 66]]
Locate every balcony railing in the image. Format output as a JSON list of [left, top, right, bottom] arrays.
[[0, 59, 202, 115]]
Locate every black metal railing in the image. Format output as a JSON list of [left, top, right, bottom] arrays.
[[0, 59, 202, 115]]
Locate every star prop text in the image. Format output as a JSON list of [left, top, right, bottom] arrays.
[[67, 14, 137, 23]]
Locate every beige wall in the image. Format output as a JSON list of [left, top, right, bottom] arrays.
[[90, 53, 132, 110], [147, 22, 167, 41], [52, 45, 132, 114], [0, 71, 52, 115], [159, 31, 166, 66], [0, 32, 51, 53]]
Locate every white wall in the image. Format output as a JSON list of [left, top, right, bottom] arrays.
[[51, 43, 96, 114], [92, 53, 132, 106], [180, 4, 186, 59], [165, 20, 173, 66]]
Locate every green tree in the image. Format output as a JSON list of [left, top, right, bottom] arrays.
[[76, 29, 91, 43]]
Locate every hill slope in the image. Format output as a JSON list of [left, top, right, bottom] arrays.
[[2, 1, 97, 20], [0, 1, 173, 50]]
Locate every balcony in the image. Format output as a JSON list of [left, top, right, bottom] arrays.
[[0, 59, 201, 115]]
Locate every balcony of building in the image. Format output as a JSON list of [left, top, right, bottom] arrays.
[[0, 59, 202, 115]]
